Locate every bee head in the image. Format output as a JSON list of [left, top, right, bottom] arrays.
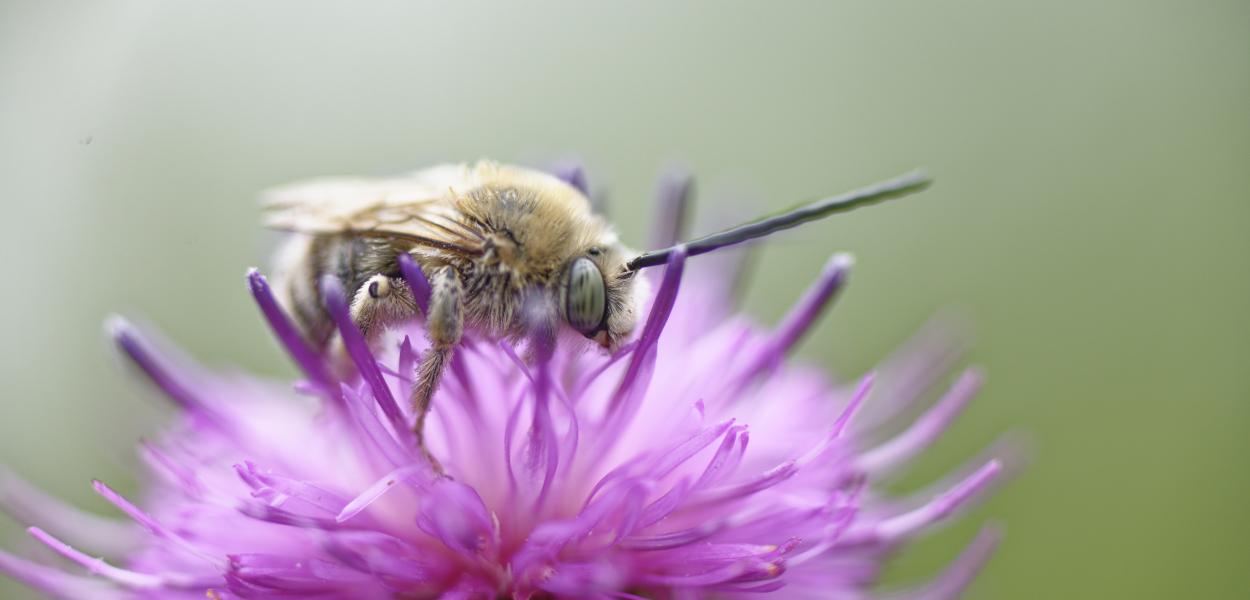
[[560, 243, 642, 351]]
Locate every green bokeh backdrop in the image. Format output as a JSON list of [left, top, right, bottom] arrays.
[[1, 2, 1246, 598]]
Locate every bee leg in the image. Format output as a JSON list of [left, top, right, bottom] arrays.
[[411, 266, 463, 475], [349, 274, 418, 341], [313, 275, 422, 381]]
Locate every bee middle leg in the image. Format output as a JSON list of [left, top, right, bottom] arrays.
[[411, 266, 463, 475]]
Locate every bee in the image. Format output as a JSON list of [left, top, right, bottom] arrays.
[[264, 161, 928, 472]]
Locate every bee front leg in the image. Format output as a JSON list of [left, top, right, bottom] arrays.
[[411, 266, 463, 475], [318, 275, 421, 380]]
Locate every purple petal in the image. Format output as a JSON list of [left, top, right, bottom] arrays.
[[337, 465, 429, 523], [340, 383, 420, 469], [0, 548, 127, 600], [688, 425, 749, 492], [321, 531, 447, 588], [649, 167, 694, 249], [439, 575, 499, 599], [415, 480, 497, 559], [732, 254, 852, 389], [27, 527, 167, 588], [846, 460, 1002, 546], [138, 440, 202, 497], [227, 553, 378, 595], [233, 463, 349, 517], [320, 276, 410, 442], [884, 525, 1002, 600], [247, 269, 336, 395], [584, 419, 734, 510], [618, 516, 726, 551], [856, 316, 969, 430], [91, 480, 223, 568], [857, 368, 984, 475], [236, 502, 344, 530], [396, 253, 432, 315], [651, 419, 737, 480], [0, 467, 138, 556], [687, 460, 799, 508], [832, 372, 874, 438], [770, 253, 853, 357], [107, 318, 224, 427], [606, 245, 687, 418]]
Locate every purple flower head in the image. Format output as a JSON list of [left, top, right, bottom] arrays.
[[1, 172, 1012, 599]]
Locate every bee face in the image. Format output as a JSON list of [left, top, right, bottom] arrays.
[[559, 241, 642, 350]]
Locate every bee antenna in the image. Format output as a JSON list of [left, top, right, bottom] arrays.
[[625, 169, 931, 272]]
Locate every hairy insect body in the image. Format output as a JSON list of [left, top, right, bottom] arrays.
[[271, 164, 639, 353], [265, 160, 930, 474]]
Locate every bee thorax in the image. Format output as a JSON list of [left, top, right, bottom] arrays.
[[482, 231, 522, 267]]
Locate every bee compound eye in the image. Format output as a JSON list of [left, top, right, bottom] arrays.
[[565, 257, 607, 337]]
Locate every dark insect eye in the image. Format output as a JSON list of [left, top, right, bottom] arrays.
[[565, 257, 607, 336]]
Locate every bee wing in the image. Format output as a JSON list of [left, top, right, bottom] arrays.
[[262, 166, 485, 256]]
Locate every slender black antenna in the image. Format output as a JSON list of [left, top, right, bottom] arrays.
[[625, 169, 931, 271]]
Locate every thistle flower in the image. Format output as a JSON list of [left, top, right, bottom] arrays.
[[0, 180, 1008, 599]]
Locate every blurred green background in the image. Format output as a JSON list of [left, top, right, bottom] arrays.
[[1, 1, 1246, 598]]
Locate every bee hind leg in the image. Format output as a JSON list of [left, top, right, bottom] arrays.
[[411, 266, 463, 475]]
